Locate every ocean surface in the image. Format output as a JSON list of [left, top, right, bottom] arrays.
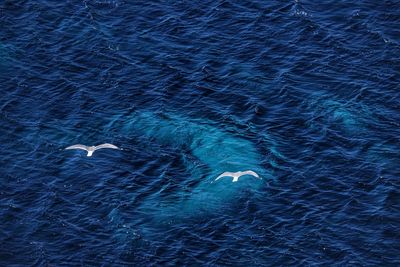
[[0, 0, 399, 266]]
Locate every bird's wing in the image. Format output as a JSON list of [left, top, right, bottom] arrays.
[[65, 144, 88, 151], [95, 143, 120, 150], [242, 170, 261, 179], [215, 172, 234, 181]]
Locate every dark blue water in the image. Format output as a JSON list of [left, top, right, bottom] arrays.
[[1, 0, 399, 265]]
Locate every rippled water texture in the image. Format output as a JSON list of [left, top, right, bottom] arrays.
[[1, 0, 399, 265]]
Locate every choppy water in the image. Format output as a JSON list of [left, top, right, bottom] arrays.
[[1, 0, 399, 266]]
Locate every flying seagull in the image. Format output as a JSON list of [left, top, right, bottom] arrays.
[[65, 143, 120, 157], [214, 170, 261, 183]]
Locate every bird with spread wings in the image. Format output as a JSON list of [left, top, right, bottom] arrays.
[[214, 170, 261, 183], [65, 143, 120, 157]]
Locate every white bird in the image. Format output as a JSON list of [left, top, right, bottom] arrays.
[[65, 143, 120, 157], [214, 170, 261, 183]]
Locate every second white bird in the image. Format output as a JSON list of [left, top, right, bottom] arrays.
[[215, 170, 261, 183]]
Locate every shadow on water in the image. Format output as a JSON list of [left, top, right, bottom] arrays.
[[103, 109, 284, 243]]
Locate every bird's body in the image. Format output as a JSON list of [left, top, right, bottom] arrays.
[[65, 143, 120, 157], [215, 170, 261, 182]]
